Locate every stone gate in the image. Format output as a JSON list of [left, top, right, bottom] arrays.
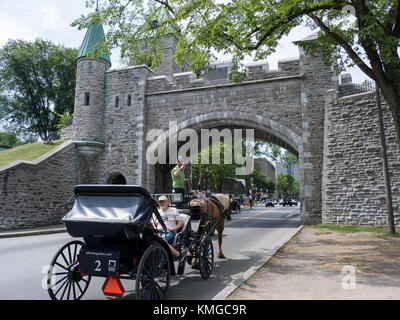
[[68, 24, 338, 225], [1, 20, 399, 230]]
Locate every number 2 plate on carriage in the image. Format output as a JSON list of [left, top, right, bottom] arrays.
[[79, 246, 121, 276]]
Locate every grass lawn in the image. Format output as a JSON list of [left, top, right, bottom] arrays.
[[0, 140, 67, 167], [310, 224, 400, 236]]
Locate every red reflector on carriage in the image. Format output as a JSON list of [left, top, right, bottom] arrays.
[[102, 275, 124, 297]]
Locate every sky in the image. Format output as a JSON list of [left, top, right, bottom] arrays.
[[0, 0, 370, 83]]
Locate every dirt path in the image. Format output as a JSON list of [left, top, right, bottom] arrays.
[[228, 226, 400, 300]]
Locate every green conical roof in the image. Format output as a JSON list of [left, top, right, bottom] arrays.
[[77, 14, 111, 65]]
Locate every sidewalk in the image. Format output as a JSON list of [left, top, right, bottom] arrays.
[[0, 224, 66, 238], [227, 225, 400, 300]]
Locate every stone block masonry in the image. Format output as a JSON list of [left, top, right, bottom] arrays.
[[5, 32, 398, 228], [0, 141, 76, 230], [322, 90, 400, 225]]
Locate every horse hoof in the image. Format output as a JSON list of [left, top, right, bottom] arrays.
[[217, 254, 226, 259]]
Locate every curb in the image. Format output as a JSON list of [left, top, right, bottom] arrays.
[[0, 227, 67, 239], [211, 224, 304, 300]]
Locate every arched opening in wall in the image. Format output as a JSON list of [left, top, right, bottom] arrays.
[[147, 115, 302, 209], [107, 173, 127, 185]]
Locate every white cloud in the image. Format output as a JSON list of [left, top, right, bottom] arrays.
[[41, 3, 59, 31], [0, 8, 39, 45]]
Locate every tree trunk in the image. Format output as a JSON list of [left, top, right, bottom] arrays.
[[373, 76, 400, 152], [376, 85, 396, 235]]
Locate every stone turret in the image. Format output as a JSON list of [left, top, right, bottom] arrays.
[[128, 6, 190, 75], [72, 11, 111, 145]]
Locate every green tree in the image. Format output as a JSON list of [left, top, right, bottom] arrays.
[[0, 39, 77, 141], [251, 167, 275, 195], [254, 140, 282, 162], [54, 112, 72, 130], [276, 172, 298, 198], [254, 141, 298, 168], [73, 0, 400, 149], [0, 132, 22, 148], [192, 142, 238, 192], [282, 151, 298, 168]]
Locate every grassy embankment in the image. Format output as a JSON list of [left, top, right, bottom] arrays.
[[0, 140, 66, 167]]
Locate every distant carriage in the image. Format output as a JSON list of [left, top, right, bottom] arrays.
[[46, 185, 219, 300]]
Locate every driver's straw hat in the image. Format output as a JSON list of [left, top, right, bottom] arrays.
[[158, 195, 168, 202]]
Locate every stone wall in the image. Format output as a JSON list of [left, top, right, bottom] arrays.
[[322, 90, 400, 225], [298, 43, 337, 224], [0, 141, 76, 230], [145, 60, 304, 154], [143, 60, 304, 206], [60, 125, 73, 140]]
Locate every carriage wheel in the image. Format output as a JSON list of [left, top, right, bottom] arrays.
[[135, 242, 170, 300], [47, 240, 91, 300], [199, 237, 214, 280]]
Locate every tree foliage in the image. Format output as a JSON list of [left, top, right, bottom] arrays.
[[0, 39, 77, 141], [54, 112, 72, 130], [250, 167, 275, 194], [254, 140, 298, 168], [73, 0, 400, 147], [0, 132, 23, 148], [192, 141, 238, 192], [254, 140, 282, 161], [276, 172, 299, 198]]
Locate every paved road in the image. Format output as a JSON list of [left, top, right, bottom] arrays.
[[0, 205, 301, 300]]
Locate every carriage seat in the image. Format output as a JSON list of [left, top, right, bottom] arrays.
[[172, 213, 192, 248]]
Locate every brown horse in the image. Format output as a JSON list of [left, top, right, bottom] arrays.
[[189, 193, 231, 259]]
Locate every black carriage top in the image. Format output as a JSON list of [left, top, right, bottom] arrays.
[[62, 185, 167, 240]]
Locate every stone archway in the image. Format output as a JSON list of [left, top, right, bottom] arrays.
[[145, 111, 306, 219], [146, 111, 301, 160]]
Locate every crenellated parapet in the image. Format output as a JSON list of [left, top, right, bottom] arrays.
[[146, 58, 301, 94]]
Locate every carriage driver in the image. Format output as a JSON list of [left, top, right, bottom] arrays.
[[152, 195, 188, 261]]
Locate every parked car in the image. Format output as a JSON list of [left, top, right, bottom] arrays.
[[279, 199, 284, 205], [291, 199, 298, 206], [265, 198, 275, 207], [282, 198, 293, 206]]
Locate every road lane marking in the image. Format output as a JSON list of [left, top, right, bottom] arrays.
[[226, 207, 278, 226]]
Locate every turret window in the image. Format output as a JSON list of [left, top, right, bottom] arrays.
[[84, 92, 90, 106], [127, 94, 131, 106], [115, 96, 119, 108]]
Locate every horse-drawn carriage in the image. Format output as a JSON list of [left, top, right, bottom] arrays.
[[46, 185, 221, 300]]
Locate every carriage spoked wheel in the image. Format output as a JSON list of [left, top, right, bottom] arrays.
[[47, 240, 91, 300], [199, 236, 214, 280], [135, 242, 170, 300]]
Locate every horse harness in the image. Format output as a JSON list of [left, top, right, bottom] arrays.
[[208, 196, 226, 217]]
